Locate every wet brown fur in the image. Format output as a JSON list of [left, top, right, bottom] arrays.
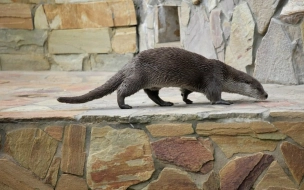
[[57, 47, 268, 109]]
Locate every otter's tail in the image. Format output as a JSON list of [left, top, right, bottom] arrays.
[[57, 71, 124, 104]]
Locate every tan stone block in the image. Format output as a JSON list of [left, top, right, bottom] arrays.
[[255, 161, 298, 190], [270, 111, 304, 120], [146, 123, 193, 137], [274, 122, 304, 147], [143, 168, 199, 190], [87, 126, 154, 189], [281, 142, 304, 185], [56, 174, 88, 190], [0, 159, 53, 190], [203, 172, 220, 190], [0, 54, 50, 71], [112, 27, 137, 53], [211, 136, 277, 158], [196, 122, 253, 136], [44, 0, 136, 29], [0, 4, 33, 29], [48, 29, 111, 54], [4, 128, 58, 179], [61, 124, 86, 176], [45, 157, 61, 187]]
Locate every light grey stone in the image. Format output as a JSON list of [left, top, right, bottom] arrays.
[[181, 1, 190, 26], [254, 19, 298, 85], [280, 0, 304, 24], [0, 54, 50, 71], [247, 0, 280, 34], [34, 5, 49, 29], [50, 54, 88, 71], [225, 2, 254, 72], [210, 9, 223, 48], [0, 29, 47, 54], [208, 0, 218, 12], [222, 20, 231, 40], [88, 53, 133, 72], [184, 10, 217, 59], [48, 28, 112, 54], [218, 0, 235, 20]]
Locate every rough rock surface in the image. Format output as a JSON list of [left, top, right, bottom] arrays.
[[143, 167, 199, 190], [0, 4, 33, 29], [280, 0, 304, 24], [34, 5, 49, 29], [43, 0, 136, 29], [111, 27, 137, 54], [45, 157, 61, 187], [211, 136, 277, 158], [86, 53, 133, 72], [4, 128, 58, 179], [255, 161, 298, 190], [50, 54, 87, 71], [151, 137, 214, 172], [281, 141, 304, 185], [274, 122, 304, 147], [184, 10, 217, 59], [210, 9, 223, 48], [48, 29, 111, 54], [254, 19, 298, 85], [247, 0, 280, 34], [0, 159, 53, 190], [0, 54, 50, 71], [203, 172, 220, 190], [146, 123, 193, 137], [225, 2, 254, 72], [61, 124, 86, 176], [44, 125, 63, 141], [220, 153, 264, 190], [56, 174, 88, 190], [0, 29, 47, 54], [86, 126, 154, 190]]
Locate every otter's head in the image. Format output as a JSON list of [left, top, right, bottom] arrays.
[[242, 78, 268, 100]]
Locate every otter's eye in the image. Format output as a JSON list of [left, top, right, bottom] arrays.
[[245, 81, 251, 84]]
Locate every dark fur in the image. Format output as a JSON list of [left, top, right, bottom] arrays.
[[57, 47, 268, 109]]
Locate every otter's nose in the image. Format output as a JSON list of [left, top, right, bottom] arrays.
[[264, 94, 268, 99]]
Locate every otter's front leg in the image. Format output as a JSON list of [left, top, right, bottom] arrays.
[[180, 88, 193, 104]]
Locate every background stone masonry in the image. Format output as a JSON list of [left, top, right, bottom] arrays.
[[1, 112, 304, 189], [0, 0, 304, 85]]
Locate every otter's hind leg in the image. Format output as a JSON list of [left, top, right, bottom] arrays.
[[144, 89, 174, 106], [180, 88, 193, 104], [117, 78, 143, 109]]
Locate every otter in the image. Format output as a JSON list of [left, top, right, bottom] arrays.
[[57, 47, 268, 109]]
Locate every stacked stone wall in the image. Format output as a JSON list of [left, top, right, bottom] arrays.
[[0, 0, 137, 71], [0, 112, 304, 189]]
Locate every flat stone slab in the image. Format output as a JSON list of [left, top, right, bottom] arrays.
[[0, 71, 304, 122]]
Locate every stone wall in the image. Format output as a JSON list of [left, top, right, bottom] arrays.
[[139, 0, 304, 85], [0, 0, 137, 71], [1, 112, 304, 189]]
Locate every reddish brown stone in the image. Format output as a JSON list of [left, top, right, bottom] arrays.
[[239, 154, 274, 189], [281, 141, 304, 185], [45, 157, 61, 187], [56, 174, 88, 190], [151, 137, 214, 172], [61, 124, 86, 176], [200, 161, 214, 174], [44, 125, 63, 141], [0, 4, 33, 29], [203, 172, 220, 190], [144, 167, 199, 190], [220, 153, 264, 190]]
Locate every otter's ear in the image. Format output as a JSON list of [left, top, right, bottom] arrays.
[[244, 80, 251, 84]]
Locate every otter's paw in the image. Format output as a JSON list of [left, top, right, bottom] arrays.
[[183, 99, 193, 104], [119, 104, 133, 109], [160, 101, 174, 106]]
